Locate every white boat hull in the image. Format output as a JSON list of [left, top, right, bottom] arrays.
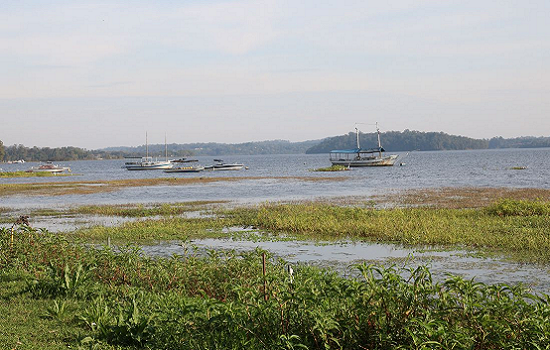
[[124, 157, 172, 170], [204, 164, 244, 171], [330, 154, 398, 167], [125, 164, 172, 170], [164, 166, 204, 173]]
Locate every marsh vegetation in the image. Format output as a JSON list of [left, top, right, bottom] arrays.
[[2, 190, 550, 348], [0, 170, 74, 178], [2, 226, 550, 349]]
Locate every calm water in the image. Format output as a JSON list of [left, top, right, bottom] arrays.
[[2, 148, 550, 208]]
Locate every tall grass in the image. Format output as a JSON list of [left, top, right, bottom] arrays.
[[2, 225, 550, 349]]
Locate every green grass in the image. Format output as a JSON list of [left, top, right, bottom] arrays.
[[70, 217, 233, 242], [2, 226, 550, 349], [485, 198, 550, 216], [0, 171, 74, 178], [70, 201, 225, 217], [226, 200, 550, 263], [311, 165, 350, 172]]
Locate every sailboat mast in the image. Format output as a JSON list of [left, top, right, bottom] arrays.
[[355, 128, 360, 149], [376, 122, 382, 157], [146, 132, 149, 158], [165, 133, 168, 161]]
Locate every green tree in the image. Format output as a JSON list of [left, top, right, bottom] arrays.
[[0, 140, 4, 161]]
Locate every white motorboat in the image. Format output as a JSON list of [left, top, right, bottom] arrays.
[[164, 165, 205, 173], [329, 123, 398, 167], [26, 162, 71, 173], [204, 159, 244, 171]]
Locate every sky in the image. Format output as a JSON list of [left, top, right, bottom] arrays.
[[1, 0, 549, 149]]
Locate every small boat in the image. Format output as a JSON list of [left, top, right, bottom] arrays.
[[170, 158, 199, 164], [204, 159, 244, 171], [124, 132, 173, 171], [170, 157, 197, 163], [26, 162, 71, 173], [164, 165, 205, 173], [124, 157, 173, 170], [329, 123, 398, 167]]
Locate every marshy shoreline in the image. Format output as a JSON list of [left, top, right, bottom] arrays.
[[2, 183, 550, 349]]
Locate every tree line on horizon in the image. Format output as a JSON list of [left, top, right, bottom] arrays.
[[1, 131, 550, 162], [305, 130, 550, 153]]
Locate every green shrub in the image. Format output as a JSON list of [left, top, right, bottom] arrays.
[[486, 198, 550, 216]]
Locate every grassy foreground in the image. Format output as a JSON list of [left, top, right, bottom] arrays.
[[2, 226, 550, 349]]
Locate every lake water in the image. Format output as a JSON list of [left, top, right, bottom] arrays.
[[2, 148, 550, 292], [2, 148, 550, 208]]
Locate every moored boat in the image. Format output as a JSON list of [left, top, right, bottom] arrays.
[[26, 162, 71, 173], [164, 165, 205, 173], [124, 132, 173, 171], [124, 157, 173, 170], [204, 159, 244, 171], [329, 123, 398, 167]]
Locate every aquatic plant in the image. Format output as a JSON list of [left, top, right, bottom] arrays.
[[485, 198, 550, 216], [312, 165, 350, 172], [72, 201, 223, 217], [227, 202, 550, 262], [0, 170, 71, 178]]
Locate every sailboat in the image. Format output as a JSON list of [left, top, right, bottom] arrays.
[[329, 123, 398, 167], [124, 133, 173, 170]]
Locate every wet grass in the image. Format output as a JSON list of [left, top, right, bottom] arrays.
[[0, 171, 74, 178], [71, 201, 226, 217], [26, 196, 548, 263], [312, 165, 350, 172], [25, 201, 227, 218], [373, 187, 550, 209], [0, 176, 348, 197], [70, 217, 233, 243], [226, 200, 550, 263], [2, 226, 550, 349]]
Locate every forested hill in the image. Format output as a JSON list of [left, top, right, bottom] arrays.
[[102, 139, 320, 157], [306, 130, 490, 153]]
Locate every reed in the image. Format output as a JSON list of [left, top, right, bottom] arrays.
[[2, 226, 550, 349]]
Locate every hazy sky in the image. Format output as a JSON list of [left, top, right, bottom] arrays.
[[1, 0, 548, 149]]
